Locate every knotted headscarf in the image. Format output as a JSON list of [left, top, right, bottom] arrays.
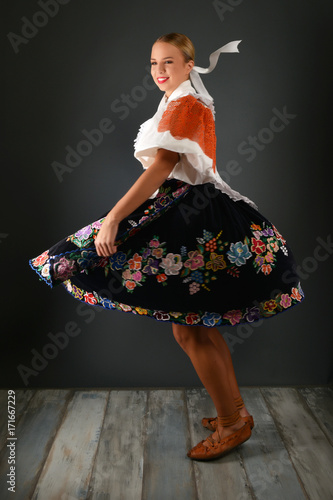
[[189, 40, 241, 115]]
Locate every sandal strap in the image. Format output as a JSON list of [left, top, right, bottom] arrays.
[[217, 410, 242, 427], [234, 395, 245, 409], [206, 435, 216, 446]]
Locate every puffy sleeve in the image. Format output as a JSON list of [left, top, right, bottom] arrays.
[[134, 95, 217, 175]]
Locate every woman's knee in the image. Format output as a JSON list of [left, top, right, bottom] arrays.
[[172, 324, 187, 347], [172, 324, 206, 351]]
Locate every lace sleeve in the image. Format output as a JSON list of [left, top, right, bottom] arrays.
[[157, 95, 216, 172]]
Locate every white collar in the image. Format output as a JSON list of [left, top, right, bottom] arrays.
[[164, 80, 194, 103], [158, 78, 214, 117]]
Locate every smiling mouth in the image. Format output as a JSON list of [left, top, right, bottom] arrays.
[[157, 77, 169, 84]]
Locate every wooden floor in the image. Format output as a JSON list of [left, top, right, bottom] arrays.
[[0, 387, 332, 500]]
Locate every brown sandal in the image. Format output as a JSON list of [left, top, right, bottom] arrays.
[[188, 413, 252, 461], [202, 414, 254, 431]]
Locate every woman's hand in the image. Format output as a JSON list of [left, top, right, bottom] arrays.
[[94, 149, 179, 257], [94, 216, 119, 257]]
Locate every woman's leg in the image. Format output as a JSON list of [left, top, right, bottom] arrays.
[[206, 327, 251, 418], [172, 323, 244, 440]]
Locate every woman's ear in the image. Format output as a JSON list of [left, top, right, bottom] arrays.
[[187, 60, 195, 74]]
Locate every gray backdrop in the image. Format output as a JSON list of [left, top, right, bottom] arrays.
[[2, 0, 333, 388]]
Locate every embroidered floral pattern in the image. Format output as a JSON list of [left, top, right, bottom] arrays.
[[53, 256, 77, 280], [280, 293, 292, 309], [128, 253, 142, 270], [41, 263, 50, 279], [32, 250, 49, 268], [223, 310, 243, 326], [67, 220, 104, 248], [243, 307, 261, 323], [121, 181, 191, 239], [249, 223, 286, 275], [65, 180, 191, 251], [117, 236, 167, 292], [84, 292, 98, 305], [227, 242, 252, 266], [77, 250, 105, 271], [111, 221, 293, 296], [264, 299, 277, 312], [61, 279, 304, 327], [291, 287, 302, 301], [206, 253, 226, 272], [160, 253, 183, 275], [30, 215, 294, 304], [30, 250, 52, 285], [202, 312, 223, 327], [69, 222, 288, 295], [185, 312, 201, 325], [109, 252, 127, 271], [30, 173, 304, 328], [189, 282, 200, 295], [184, 251, 205, 271]]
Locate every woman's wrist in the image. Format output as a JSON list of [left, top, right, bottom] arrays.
[[105, 210, 121, 225]]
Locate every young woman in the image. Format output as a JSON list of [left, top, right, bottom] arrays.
[[30, 33, 304, 461]]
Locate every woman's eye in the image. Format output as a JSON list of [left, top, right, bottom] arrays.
[[150, 61, 173, 65]]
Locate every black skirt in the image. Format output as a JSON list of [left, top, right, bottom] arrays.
[[29, 179, 304, 327]]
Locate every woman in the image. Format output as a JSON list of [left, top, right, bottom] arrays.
[[30, 33, 304, 460]]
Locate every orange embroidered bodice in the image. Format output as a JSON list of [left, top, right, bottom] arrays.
[[157, 95, 217, 172]]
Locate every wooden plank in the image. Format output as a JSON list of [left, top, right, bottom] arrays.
[[14, 390, 36, 422], [0, 389, 71, 500], [298, 386, 333, 444], [0, 389, 35, 448], [261, 387, 333, 500], [186, 387, 253, 500], [240, 387, 306, 500], [142, 389, 197, 500], [87, 390, 147, 500], [32, 390, 109, 500]]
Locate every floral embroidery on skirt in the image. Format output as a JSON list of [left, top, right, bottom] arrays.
[[29, 179, 304, 327]]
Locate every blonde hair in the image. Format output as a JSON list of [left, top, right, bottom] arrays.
[[154, 33, 195, 63]]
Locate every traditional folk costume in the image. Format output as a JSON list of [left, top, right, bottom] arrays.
[[30, 42, 304, 327]]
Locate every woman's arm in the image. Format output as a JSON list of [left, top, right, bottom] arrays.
[[94, 148, 179, 257]]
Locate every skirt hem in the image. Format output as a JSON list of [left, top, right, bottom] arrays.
[[61, 278, 304, 328]]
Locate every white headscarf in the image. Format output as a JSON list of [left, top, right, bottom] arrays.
[[189, 41, 241, 115]]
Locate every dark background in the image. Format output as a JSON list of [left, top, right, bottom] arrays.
[[2, 0, 332, 388]]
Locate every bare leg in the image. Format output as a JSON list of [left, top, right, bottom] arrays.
[[206, 327, 251, 418], [172, 323, 244, 439]]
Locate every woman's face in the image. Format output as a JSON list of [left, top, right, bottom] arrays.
[[150, 42, 194, 98]]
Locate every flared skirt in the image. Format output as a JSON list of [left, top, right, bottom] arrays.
[[29, 179, 304, 327]]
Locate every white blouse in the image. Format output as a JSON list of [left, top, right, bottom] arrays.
[[134, 80, 257, 209]]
